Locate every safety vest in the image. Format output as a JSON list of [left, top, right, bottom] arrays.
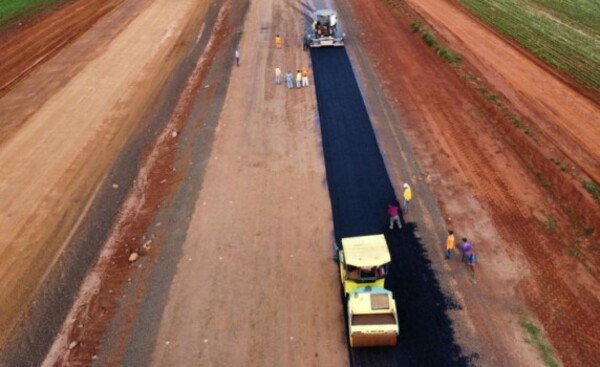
[[404, 187, 412, 201]]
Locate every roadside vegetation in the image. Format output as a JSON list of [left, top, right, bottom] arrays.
[[521, 319, 561, 367], [0, 0, 70, 29], [411, 22, 462, 66], [457, 0, 600, 91], [582, 180, 600, 203]]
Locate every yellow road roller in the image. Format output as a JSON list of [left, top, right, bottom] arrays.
[[336, 234, 399, 347]]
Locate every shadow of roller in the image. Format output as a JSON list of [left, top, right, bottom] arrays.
[[310, 47, 473, 366]]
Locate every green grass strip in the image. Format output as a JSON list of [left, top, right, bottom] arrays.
[[457, 0, 600, 91], [521, 320, 561, 367], [0, 0, 71, 29], [582, 180, 600, 203]]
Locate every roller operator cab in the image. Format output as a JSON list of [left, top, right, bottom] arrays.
[[308, 9, 345, 48], [347, 286, 399, 347], [338, 234, 391, 294]]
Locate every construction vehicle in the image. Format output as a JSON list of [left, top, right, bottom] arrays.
[[347, 286, 399, 347], [306, 9, 344, 48], [336, 234, 399, 347], [337, 234, 390, 294]]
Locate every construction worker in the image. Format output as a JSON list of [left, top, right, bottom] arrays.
[[445, 230, 455, 259], [275, 34, 282, 48], [275, 67, 282, 85], [301, 67, 309, 87], [303, 33, 311, 50], [460, 238, 473, 263], [285, 70, 293, 89], [388, 204, 402, 230], [296, 70, 302, 88], [403, 183, 412, 214]]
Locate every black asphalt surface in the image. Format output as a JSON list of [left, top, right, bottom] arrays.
[[310, 47, 470, 366]]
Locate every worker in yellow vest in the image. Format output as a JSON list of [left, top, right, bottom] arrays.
[[295, 70, 302, 88], [403, 183, 412, 214], [275, 34, 282, 48], [275, 67, 282, 85]]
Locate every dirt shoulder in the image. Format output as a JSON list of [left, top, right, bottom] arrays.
[[0, 0, 211, 359]]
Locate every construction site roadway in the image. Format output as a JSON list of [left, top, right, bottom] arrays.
[[0, 0, 598, 365], [311, 47, 469, 366]]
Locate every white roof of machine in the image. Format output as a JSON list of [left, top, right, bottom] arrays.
[[342, 234, 391, 267], [315, 9, 336, 17]]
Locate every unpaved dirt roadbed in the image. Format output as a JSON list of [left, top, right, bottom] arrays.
[[0, 0, 212, 362], [1, 0, 599, 365]]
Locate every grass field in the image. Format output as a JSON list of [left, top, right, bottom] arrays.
[[0, 0, 70, 29], [457, 0, 600, 91]]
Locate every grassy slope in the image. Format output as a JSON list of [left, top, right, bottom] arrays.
[[457, 0, 600, 91]]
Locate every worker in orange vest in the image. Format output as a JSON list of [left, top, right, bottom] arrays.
[[301, 67, 309, 87], [275, 34, 282, 48], [445, 230, 455, 259]]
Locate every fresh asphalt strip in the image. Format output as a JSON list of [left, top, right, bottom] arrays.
[[310, 47, 472, 366]]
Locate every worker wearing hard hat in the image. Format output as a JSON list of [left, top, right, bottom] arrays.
[[403, 183, 412, 214]]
